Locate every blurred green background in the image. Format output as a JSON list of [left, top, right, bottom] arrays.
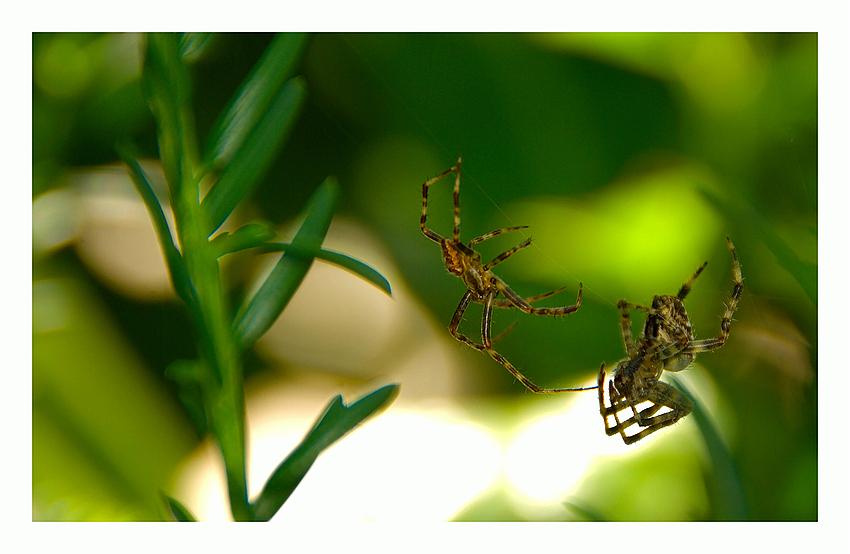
[[32, 33, 816, 521]]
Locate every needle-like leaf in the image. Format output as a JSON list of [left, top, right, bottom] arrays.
[[257, 242, 392, 297], [251, 384, 400, 521], [202, 33, 309, 170], [668, 375, 748, 520], [212, 231, 392, 297], [232, 177, 338, 349], [210, 223, 278, 258], [202, 77, 307, 234], [698, 186, 816, 306], [118, 148, 198, 309], [161, 493, 198, 522]]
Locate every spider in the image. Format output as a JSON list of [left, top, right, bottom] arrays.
[[420, 155, 593, 394], [597, 237, 743, 444], [597, 237, 744, 444]]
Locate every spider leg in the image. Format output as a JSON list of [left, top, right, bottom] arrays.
[[598, 364, 624, 436], [451, 155, 463, 243], [616, 300, 645, 357], [617, 381, 694, 444], [602, 380, 693, 444], [679, 237, 744, 354], [610, 398, 665, 438], [497, 278, 582, 317], [482, 238, 533, 270], [597, 364, 608, 415], [483, 292, 596, 393], [598, 365, 670, 443], [448, 290, 518, 350], [449, 290, 489, 352], [490, 286, 567, 308], [482, 238, 580, 314], [420, 161, 458, 244], [601, 382, 657, 440], [490, 320, 519, 344], [480, 288, 572, 345], [677, 261, 708, 300], [469, 226, 529, 247]]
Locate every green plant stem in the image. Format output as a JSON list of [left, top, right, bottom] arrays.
[[146, 33, 251, 520], [174, 175, 251, 521]]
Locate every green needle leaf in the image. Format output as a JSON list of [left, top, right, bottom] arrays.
[[203, 33, 309, 169], [179, 32, 212, 61], [698, 186, 816, 306], [232, 177, 339, 349], [210, 228, 391, 297], [118, 148, 198, 309], [210, 223, 278, 258], [202, 76, 307, 234], [668, 375, 748, 520], [257, 242, 392, 297], [161, 493, 198, 522], [164, 359, 212, 436], [251, 384, 400, 521]]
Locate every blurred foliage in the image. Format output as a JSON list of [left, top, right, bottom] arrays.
[[33, 33, 816, 521]]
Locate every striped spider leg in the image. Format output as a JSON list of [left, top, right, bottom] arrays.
[[598, 237, 743, 444], [421, 155, 592, 394]]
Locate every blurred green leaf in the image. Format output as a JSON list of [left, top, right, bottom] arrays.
[[164, 359, 211, 436], [251, 384, 400, 521], [257, 242, 392, 297], [202, 76, 307, 234], [142, 33, 198, 191], [232, 177, 339, 348], [202, 33, 309, 170], [179, 33, 212, 61], [562, 500, 606, 522], [33, 275, 197, 520], [698, 186, 817, 306], [669, 375, 748, 520], [162, 493, 197, 521]]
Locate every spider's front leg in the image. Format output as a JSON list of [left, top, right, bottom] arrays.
[[420, 160, 460, 244], [680, 237, 744, 355], [617, 300, 640, 358]]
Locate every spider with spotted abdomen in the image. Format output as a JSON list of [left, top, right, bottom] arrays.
[[598, 237, 743, 444], [420, 155, 594, 394]]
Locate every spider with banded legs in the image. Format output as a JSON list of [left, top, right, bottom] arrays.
[[420, 155, 594, 394], [598, 237, 743, 444]]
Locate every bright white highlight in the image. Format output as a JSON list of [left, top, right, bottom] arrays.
[[503, 388, 632, 517], [175, 397, 502, 522]]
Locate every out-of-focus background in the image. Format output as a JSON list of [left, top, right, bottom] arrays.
[[33, 33, 817, 521]]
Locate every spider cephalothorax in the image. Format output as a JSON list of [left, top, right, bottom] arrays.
[[598, 237, 743, 444], [420, 155, 593, 394]]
